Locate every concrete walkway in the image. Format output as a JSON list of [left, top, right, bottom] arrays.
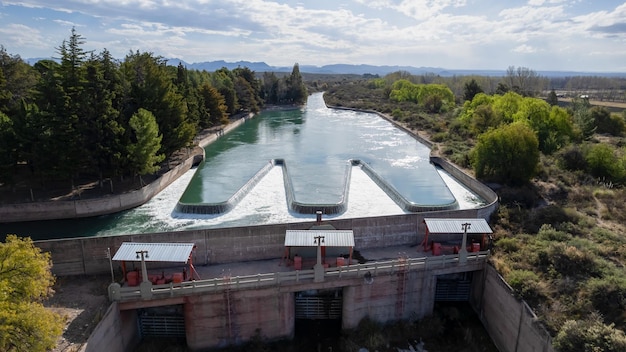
[[130, 243, 442, 285]]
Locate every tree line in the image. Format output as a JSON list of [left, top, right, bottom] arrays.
[[0, 29, 307, 190]]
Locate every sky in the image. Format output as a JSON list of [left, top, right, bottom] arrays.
[[1, 0, 625, 72]]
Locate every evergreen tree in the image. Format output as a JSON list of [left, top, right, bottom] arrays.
[[212, 68, 238, 115], [0, 46, 39, 116], [81, 53, 125, 184], [31, 59, 68, 181], [546, 89, 558, 106], [0, 112, 16, 186], [285, 63, 307, 104], [121, 51, 194, 156], [54, 28, 90, 184], [261, 72, 280, 104], [233, 67, 261, 113], [198, 83, 229, 128], [463, 78, 483, 102]]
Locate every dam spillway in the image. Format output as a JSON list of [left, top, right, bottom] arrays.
[[1, 93, 486, 239], [177, 92, 458, 215]]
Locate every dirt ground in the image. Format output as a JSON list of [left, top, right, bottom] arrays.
[[44, 275, 112, 352]]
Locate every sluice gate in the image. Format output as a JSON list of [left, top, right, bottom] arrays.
[[435, 272, 472, 302], [138, 306, 186, 338], [295, 289, 343, 320]]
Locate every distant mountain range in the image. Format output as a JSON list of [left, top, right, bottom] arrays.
[[26, 57, 625, 78]]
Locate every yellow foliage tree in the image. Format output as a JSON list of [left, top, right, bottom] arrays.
[[0, 235, 64, 351]]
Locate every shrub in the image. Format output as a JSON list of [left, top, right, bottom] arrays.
[[536, 224, 572, 242], [585, 143, 623, 181], [506, 269, 546, 304], [584, 276, 626, 328], [526, 206, 577, 234], [557, 145, 587, 171], [535, 242, 602, 280], [592, 106, 625, 136], [553, 314, 626, 352], [496, 237, 519, 253]]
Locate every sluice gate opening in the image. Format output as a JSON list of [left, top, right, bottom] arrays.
[[435, 272, 473, 302], [294, 289, 343, 351], [137, 305, 186, 338], [295, 288, 343, 320]]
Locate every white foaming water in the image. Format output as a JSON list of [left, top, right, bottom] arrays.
[[96, 164, 484, 236]]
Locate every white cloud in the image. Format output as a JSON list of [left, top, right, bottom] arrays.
[[0, 23, 47, 49], [0, 0, 625, 71], [512, 44, 537, 53]]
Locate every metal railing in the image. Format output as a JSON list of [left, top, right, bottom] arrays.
[[110, 251, 489, 302]]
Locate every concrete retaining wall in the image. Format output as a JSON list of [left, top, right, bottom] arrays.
[[84, 302, 139, 352], [0, 147, 202, 223], [471, 265, 553, 352]]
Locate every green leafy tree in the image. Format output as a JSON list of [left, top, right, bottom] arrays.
[[470, 122, 540, 185], [470, 104, 502, 134], [0, 235, 64, 352], [127, 109, 165, 185], [514, 98, 572, 154], [491, 91, 522, 122]]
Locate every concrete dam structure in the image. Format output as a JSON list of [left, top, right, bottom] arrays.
[[107, 251, 489, 351]]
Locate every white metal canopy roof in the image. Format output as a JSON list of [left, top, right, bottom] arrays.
[[112, 242, 195, 262], [424, 218, 493, 234], [285, 230, 355, 247]]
